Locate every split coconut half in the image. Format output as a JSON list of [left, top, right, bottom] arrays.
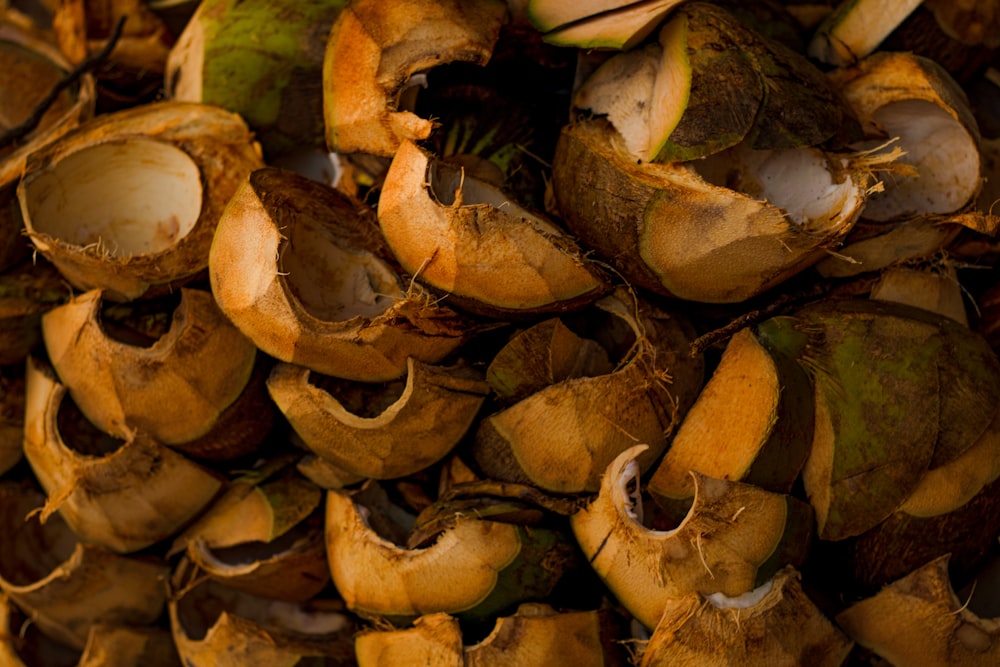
[[377, 139, 608, 317], [322, 0, 507, 156], [209, 167, 473, 382], [17, 101, 263, 301]]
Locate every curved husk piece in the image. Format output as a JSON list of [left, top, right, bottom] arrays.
[[465, 603, 627, 666], [570, 445, 804, 629], [815, 216, 961, 278], [836, 556, 1000, 666], [472, 289, 701, 493], [21, 357, 223, 553], [0, 20, 95, 272], [779, 299, 1000, 540], [169, 570, 355, 667], [870, 262, 969, 325], [41, 288, 256, 445], [537, 0, 684, 50], [170, 472, 329, 601], [209, 167, 472, 381], [0, 483, 168, 651], [322, 0, 507, 156], [552, 119, 867, 303], [185, 525, 330, 603], [268, 358, 488, 479], [572, 3, 855, 162], [355, 613, 463, 667], [17, 101, 263, 301], [899, 400, 1000, 517], [376, 140, 607, 316], [325, 487, 523, 619], [640, 568, 853, 666], [171, 471, 322, 554], [808, 0, 923, 66], [166, 0, 346, 157], [830, 51, 981, 221], [648, 325, 813, 504]]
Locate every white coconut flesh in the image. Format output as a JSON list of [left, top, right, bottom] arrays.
[[278, 220, 402, 322], [616, 459, 672, 537], [706, 578, 774, 609], [573, 18, 688, 163], [691, 145, 861, 227], [860, 99, 980, 220], [22, 138, 202, 257]]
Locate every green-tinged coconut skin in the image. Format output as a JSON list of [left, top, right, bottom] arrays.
[[765, 299, 1000, 541], [166, 0, 346, 157]]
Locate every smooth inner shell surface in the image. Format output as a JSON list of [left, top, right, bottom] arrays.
[[21, 138, 202, 257]]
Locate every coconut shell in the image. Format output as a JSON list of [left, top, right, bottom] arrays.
[[571, 446, 809, 630], [169, 570, 355, 667], [18, 101, 263, 301], [836, 555, 1000, 666], [376, 140, 608, 317], [472, 289, 701, 493], [209, 167, 474, 382], [21, 358, 223, 553], [648, 324, 813, 505], [42, 288, 257, 445], [552, 118, 867, 303], [640, 568, 853, 667], [0, 483, 168, 650], [323, 0, 507, 156], [267, 358, 489, 479]]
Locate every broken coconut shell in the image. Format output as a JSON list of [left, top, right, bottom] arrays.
[[0, 482, 168, 651], [21, 357, 223, 553], [552, 118, 870, 303], [573, 3, 856, 163], [322, 0, 507, 156], [166, 0, 346, 157], [41, 287, 257, 446], [209, 166, 473, 382], [775, 298, 1000, 541], [168, 565, 355, 667], [376, 139, 608, 317], [354, 613, 463, 667], [808, 0, 923, 66], [17, 101, 263, 301], [830, 51, 982, 222], [648, 324, 814, 507], [571, 445, 811, 630], [836, 555, 1000, 666], [325, 482, 575, 622], [267, 357, 489, 480], [169, 470, 330, 602], [529, 0, 684, 50], [472, 288, 702, 493], [640, 567, 853, 667]]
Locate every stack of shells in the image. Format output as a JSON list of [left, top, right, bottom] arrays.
[[0, 0, 999, 665]]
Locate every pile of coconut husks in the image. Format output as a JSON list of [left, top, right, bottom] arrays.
[[1, 0, 1000, 664]]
